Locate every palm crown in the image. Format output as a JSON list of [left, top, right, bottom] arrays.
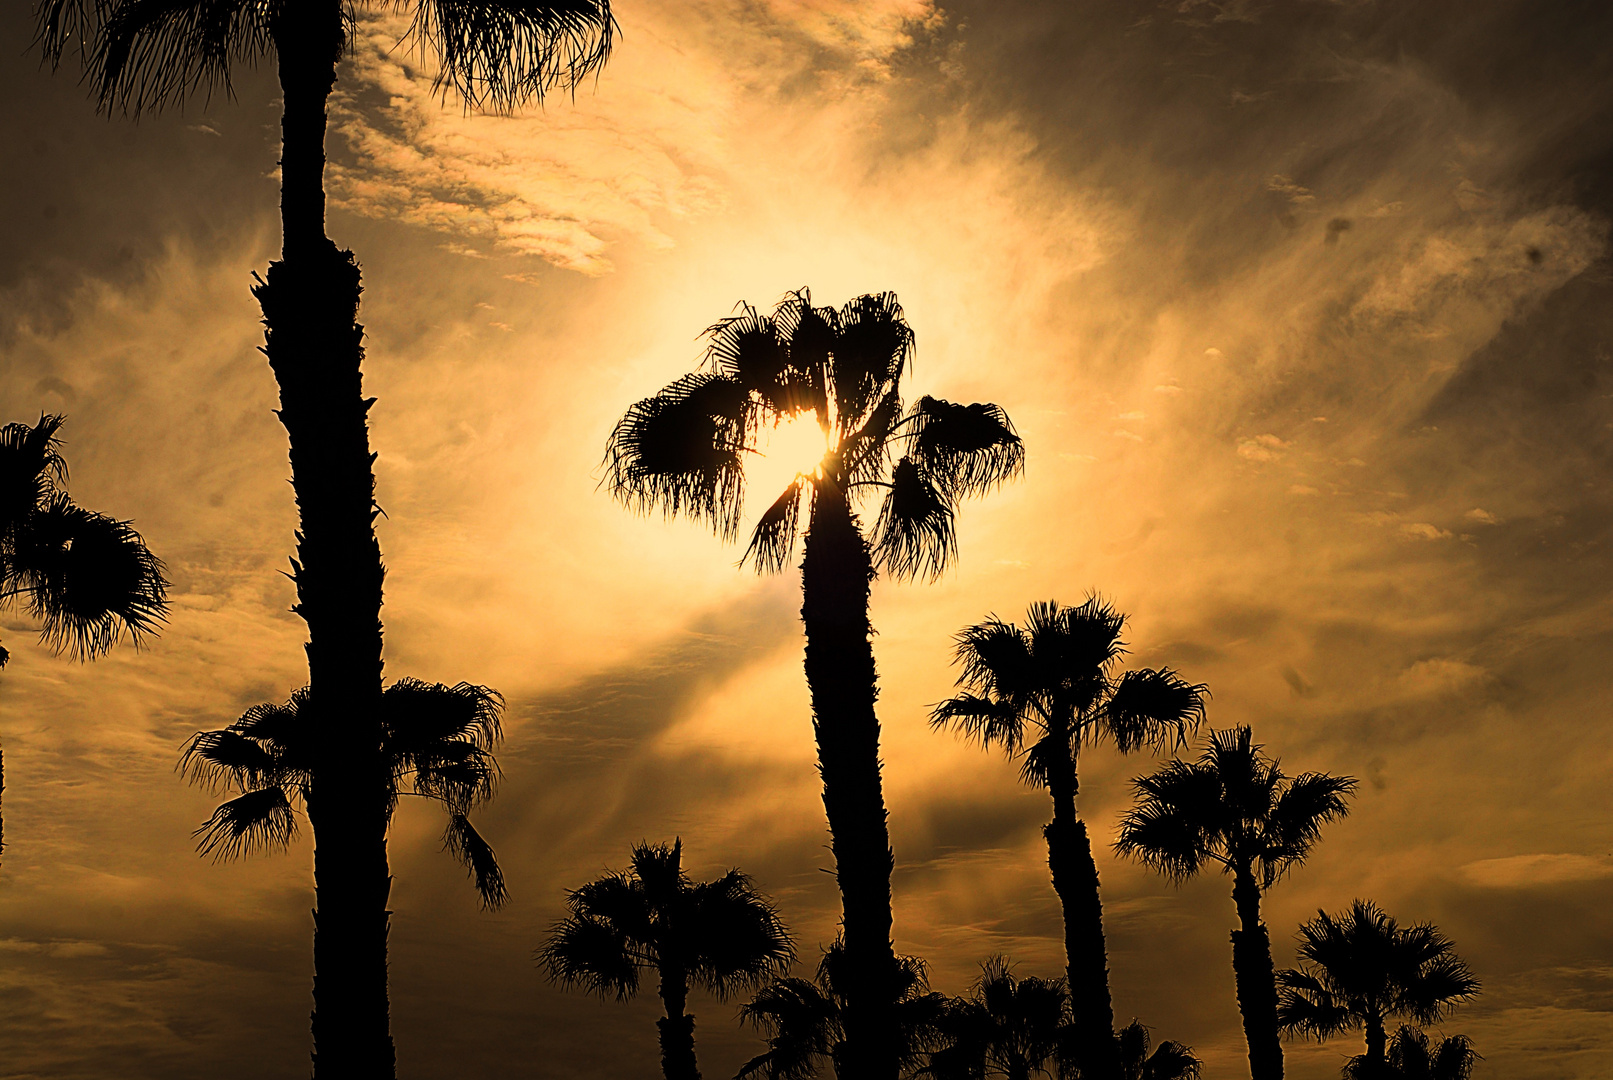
[[927, 957, 1068, 1080], [0, 414, 168, 665], [540, 839, 794, 1001], [37, 0, 616, 115], [181, 678, 508, 907], [933, 597, 1207, 789], [1277, 901, 1480, 1042], [605, 289, 1024, 579], [738, 941, 945, 1080], [1114, 726, 1356, 889]]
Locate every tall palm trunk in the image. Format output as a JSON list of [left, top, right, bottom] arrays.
[[799, 480, 899, 1080], [262, 10, 393, 1077], [1045, 747, 1119, 1080], [1229, 866, 1283, 1080], [657, 968, 701, 1080]]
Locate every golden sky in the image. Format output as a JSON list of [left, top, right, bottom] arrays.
[[2, 0, 1612, 1076]]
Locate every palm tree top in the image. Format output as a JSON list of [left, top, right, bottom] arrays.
[[604, 289, 1025, 581], [36, 0, 617, 116], [180, 677, 508, 906], [0, 414, 168, 662], [540, 838, 795, 1003], [932, 596, 1207, 780], [1278, 900, 1481, 1039], [1114, 726, 1356, 888]]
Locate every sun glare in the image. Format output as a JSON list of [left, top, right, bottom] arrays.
[[749, 413, 831, 504]]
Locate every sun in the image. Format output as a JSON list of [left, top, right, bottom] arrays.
[[749, 413, 831, 502]]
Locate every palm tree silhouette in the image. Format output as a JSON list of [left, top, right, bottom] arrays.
[[37, 6, 613, 1075], [923, 958, 1202, 1080], [0, 414, 168, 864], [1277, 901, 1480, 1079], [540, 839, 794, 1080], [926, 957, 1067, 1080], [931, 597, 1206, 1079], [1114, 727, 1355, 1080], [1344, 1026, 1478, 1080], [738, 940, 947, 1080], [181, 678, 509, 1027], [606, 289, 1024, 1078]]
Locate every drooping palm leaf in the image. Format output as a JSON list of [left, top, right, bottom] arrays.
[[194, 785, 299, 861], [408, 0, 616, 111], [443, 812, 507, 909]]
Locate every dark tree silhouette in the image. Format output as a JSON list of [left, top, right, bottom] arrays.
[[37, 5, 613, 1074], [1343, 1027, 1479, 1080], [1114, 727, 1356, 1080], [606, 289, 1024, 1079], [922, 958, 1201, 1080], [1278, 902, 1480, 1079], [739, 941, 947, 1080], [541, 839, 794, 1080], [181, 679, 508, 949], [0, 414, 168, 863], [932, 597, 1206, 1080]]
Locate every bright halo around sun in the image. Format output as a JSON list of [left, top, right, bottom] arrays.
[[748, 413, 831, 506]]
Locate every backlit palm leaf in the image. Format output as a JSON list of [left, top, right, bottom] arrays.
[[194, 786, 298, 861]]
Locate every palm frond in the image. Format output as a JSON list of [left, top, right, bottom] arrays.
[[873, 456, 955, 581], [1113, 761, 1221, 883], [443, 812, 508, 909], [604, 373, 752, 541], [0, 415, 66, 534], [737, 977, 840, 1080], [193, 785, 298, 862], [840, 388, 903, 490], [1259, 771, 1357, 885], [384, 677, 504, 756], [14, 494, 168, 660], [687, 868, 795, 999], [830, 292, 912, 429], [1275, 966, 1353, 1039], [407, 0, 616, 113], [1099, 668, 1207, 754], [929, 693, 1025, 752], [178, 728, 278, 792], [36, 0, 273, 116], [743, 478, 806, 575], [537, 910, 641, 1000], [904, 396, 1024, 498]]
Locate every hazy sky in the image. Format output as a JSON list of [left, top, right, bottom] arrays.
[[2, 0, 1612, 1077]]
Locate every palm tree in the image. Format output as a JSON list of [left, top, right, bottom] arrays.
[[739, 941, 947, 1080], [37, 5, 613, 1074], [181, 678, 509, 940], [540, 840, 794, 1080], [1344, 1027, 1478, 1080], [931, 597, 1207, 1079], [1114, 727, 1356, 1080], [606, 289, 1024, 1078], [0, 414, 168, 863], [1277, 901, 1480, 1079], [922, 959, 1201, 1080]]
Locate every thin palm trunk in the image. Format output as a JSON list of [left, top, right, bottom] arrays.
[[1230, 867, 1283, 1080], [799, 481, 899, 1080], [263, 12, 393, 1077], [1362, 1012, 1388, 1078], [657, 967, 701, 1080], [1045, 750, 1119, 1080]]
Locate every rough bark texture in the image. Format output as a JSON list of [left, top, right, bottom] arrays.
[[657, 971, 702, 1080], [1230, 868, 1284, 1080], [264, 10, 394, 1078], [1046, 757, 1120, 1080], [800, 482, 899, 1080], [1362, 1013, 1388, 1078]]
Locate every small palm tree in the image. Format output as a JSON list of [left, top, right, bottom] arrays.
[[540, 840, 795, 1080], [607, 289, 1024, 1078], [1344, 1026, 1478, 1080], [927, 957, 1068, 1080], [181, 677, 509, 905], [1111, 1022, 1201, 1080], [739, 941, 947, 1080], [932, 597, 1206, 1079], [0, 414, 168, 862], [1114, 727, 1356, 1080], [38, 7, 613, 1075], [1278, 901, 1480, 1079]]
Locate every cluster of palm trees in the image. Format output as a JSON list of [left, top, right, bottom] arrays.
[[21, 1, 1490, 1078]]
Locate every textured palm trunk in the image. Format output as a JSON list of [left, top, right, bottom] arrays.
[[1046, 751, 1119, 1080], [800, 480, 899, 1080], [1229, 867, 1283, 1080], [657, 969, 701, 1080], [1362, 1012, 1388, 1078], [265, 11, 394, 1078]]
